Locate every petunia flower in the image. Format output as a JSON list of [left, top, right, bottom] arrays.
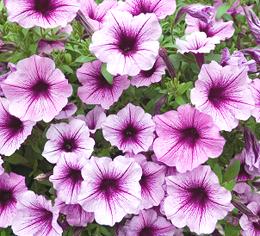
[[77, 60, 129, 109], [162, 165, 233, 234], [56, 200, 94, 227], [153, 104, 225, 172], [250, 78, 260, 122], [12, 191, 63, 236], [50, 155, 86, 204], [243, 6, 260, 45], [185, 14, 235, 41], [190, 61, 254, 131], [130, 56, 166, 87], [102, 103, 155, 154], [78, 156, 142, 226], [89, 11, 162, 76], [0, 157, 3, 174], [42, 119, 95, 164], [117, 0, 176, 20], [120, 209, 176, 236], [81, 0, 117, 31], [133, 154, 166, 210], [0, 98, 35, 156], [0, 172, 27, 228], [1, 55, 73, 122], [38, 39, 65, 55], [239, 201, 260, 236], [83, 106, 106, 133], [241, 48, 260, 64], [5, 0, 80, 29], [55, 102, 77, 120]]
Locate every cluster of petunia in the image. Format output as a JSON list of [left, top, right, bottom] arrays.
[[0, 0, 260, 235]]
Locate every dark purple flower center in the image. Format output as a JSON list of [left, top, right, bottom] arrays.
[[32, 80, 50, 97], [40, 208, 53, 223], [62, 138, 78, 152], [139, 227, 154, 236], [123, 125, 138, 140], [237, 163, 251, 181], [132, 1, 153, 16], [7, 115, 24, 134], [99, 177, 119, 196], [0, 189, 13, 205], [189, 186, 209, 206], [118, 33, 137, 55], [199, 24, 214, 38], [34, 0, 53, 14], [253, 211, 260, 231], [140, 63, 157, 78], [180, 127, 200, 146], [69, 168, 83, 183], [208, 86, 227, 107], [98, 74, 113, 88]]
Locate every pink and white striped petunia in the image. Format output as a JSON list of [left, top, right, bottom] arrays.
[[78, 156, 142, 226], [1, 55, 72, 122], [153, 104, 225, 172], [250, 78, 260, 122], [55, 102, 77, 120], [102, 103, 155, 154]]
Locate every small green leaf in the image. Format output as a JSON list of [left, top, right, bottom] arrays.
[[223, 179, 236, 191], [216, 4, 230, 19], [101, 64, 113, 85], [224, 160, 240, 182], [224, 223, 240, 236]]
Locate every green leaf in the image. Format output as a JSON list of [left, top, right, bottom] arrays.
[[216, 4, 230, 19], [101, 64, 113, 85], [223, 160, 240, 182], [223, 179, 236, 191], [212, 163, 223, 183], [224, 223, 240, 236]]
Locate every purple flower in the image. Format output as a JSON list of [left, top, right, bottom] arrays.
[[42, 119, 95, 164], [176, 31, 220, 54], [190, 61, 254, 131], [1, 55, 72, 122], [240, 201, 260, 236], [0, 98, 35, 156], [77, 60, 129, 109], [120, 209, 176, 236], [162, 165, 233, 234], [89, 11, 162, 76], [50, 155, 86, 204], [243, 6, 260, 45], [117, 0, 176, 20], [153, 104, 225, 172], [251, 78, 260, 122], [134, 155, 166, 210], [78, 156, 142, 226], [185, 14, 234, 41], [175, 4, 215, 24], [55, 102, 77, 120], [0, 172, 27, 228], [38, 39, 65, 55], [5, 0, 80, 29], [0, 157, 3, 175], [81, 0, 117, 31], [130, 56, 166, 87], [242, 48, 260, 64], [233, 152, 253, 182], [84, 106, 106, 133], [12, 191, 63, 236], [56, 200, 94, 227], [102, 103, 155, 154]]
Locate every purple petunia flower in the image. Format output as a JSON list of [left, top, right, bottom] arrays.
[[117, 0, 176, 20], [0, 98, 35, 156], [83, 106, 106, 133], [55, 102, 77, 120], [56, 200, 94, 227], [77, 60, 129, 109], [130, 56, 166, 87], [0, 172, 27, 228], [42, 119, 95, 164], [153, 104, 225, 172], [120, 209, 176, 236], [1, 55, 72, 122], [176, 31, 220, 54], [0, 157, 3, 174], [251, 78, 260, 122], [89, 11, 162, 76], [102, 103, 155, 154], [162, 165, 233, 234], [133, 154, 166, 210], [185, 13, 234, 41], [81, 0, 117, 31], [38, 39, 65, 55], [190, 61, 254, 131], [240, 201, 260, 236], [12, 191, 63, 236], [242, 48, 260, 64], [78, 156, 142, 226], [50, 155, 86, 204], [5, 0, 80, 29]]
